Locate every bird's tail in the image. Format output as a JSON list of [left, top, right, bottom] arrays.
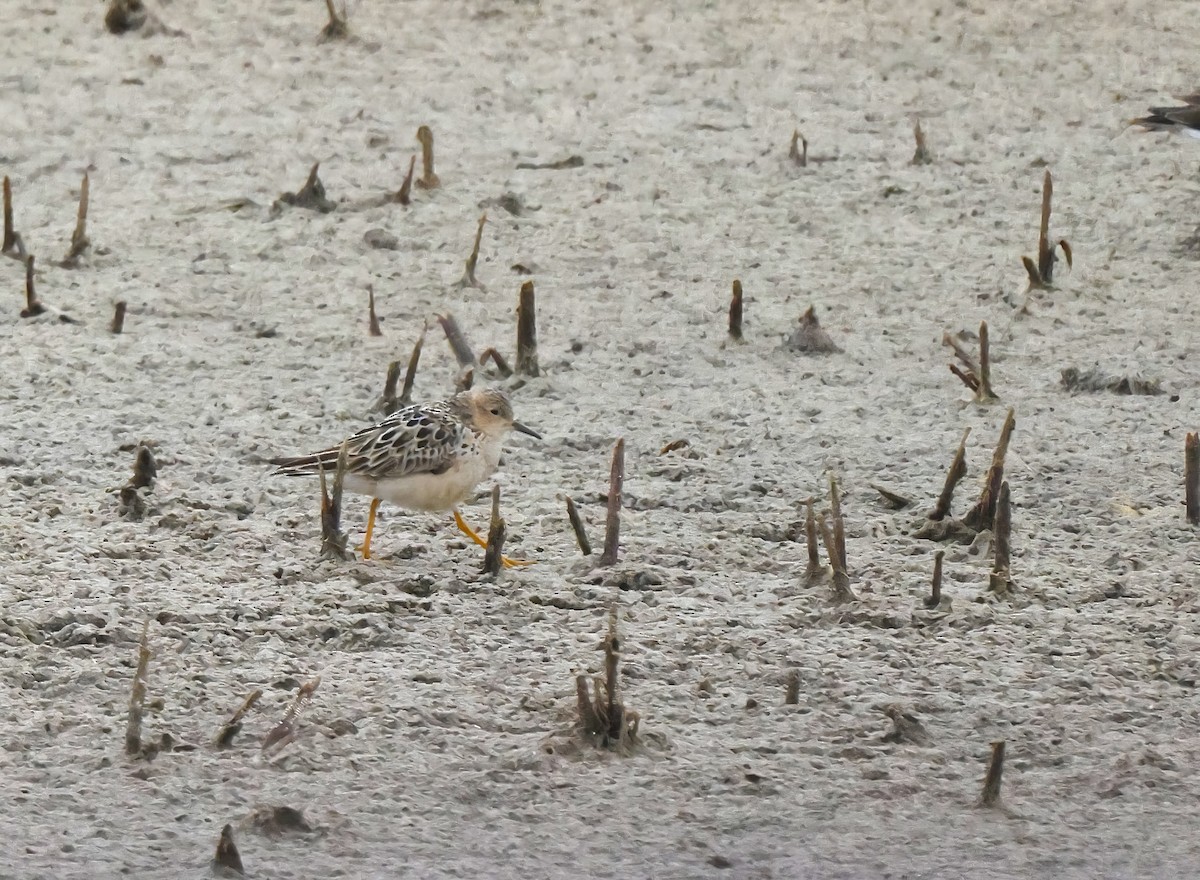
[[270, 450, 340, 476]]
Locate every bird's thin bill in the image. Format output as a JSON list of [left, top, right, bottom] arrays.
[[513, 420, 542, 439]]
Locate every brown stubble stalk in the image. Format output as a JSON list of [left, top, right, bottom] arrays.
[[925, 549, 945, 608], [789, 129, 808, 167], [111, 301, 127, 334], [828, 475, 847, 573], [482, 484, 506, 576], [598, 438, 625, 567], [479, 347, 513, 378], [989, 480, 1012, 594], [784, 670, 800, 705], [416, 126, 440, 189], [213, 824, 245, 876], [20, 256, 45, 318], [804, 497, 823, 582], [125, 619, 152, 756], [944, 323, 997, 401], [976, 321, 997, 400], [576, 606, 640, 750], [728, 279, 744, 341], [931, 428, 971, 521], [62, 172, 90, 266], [395, 155, 416, 205], [565, 496, 592, 556], [1186, 432, 1199, 526], [367, 285, 382, 336], [457, 213, 487, 289], [516, 280, 539, 376], [438, 313, 476, 369], [964, 408, 1016, 532], [1037, 170, 1054, 283], [318, 441, 352, 561], [215, 689, 264, 748], [979, 741, 1006, 808], [911, 118, 933, 165], [818, 514, 855, 603], [2, 176, 13, 253], [118, 444, 158, 519], [262, 676, 321, 755]]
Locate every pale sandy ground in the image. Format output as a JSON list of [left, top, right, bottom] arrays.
[[2, 0, 1200, 877]]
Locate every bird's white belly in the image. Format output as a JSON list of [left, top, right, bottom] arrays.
[[343, 446, 498, 512]]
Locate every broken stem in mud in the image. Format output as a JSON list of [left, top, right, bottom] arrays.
[[399, 325, 425, 407], [516, 280, 539, 376], [367, 285, 382, 336], [784, 670, 800, 705], [395, 155, 416, 205], [1186, 432, 1199, 526], [977, 321, 997, 400], [111, 301, 127, 334], [479, 347, 513, 378], [215, 688, 263, 748], [438, 312, 476, 369], [379, 360, 402, 415], [2, 176, 13, 254], [262, 676, 321, 754], [829, 474, 847, 572], [482, 484, 506, 576], [819, 514, 855, 603], [458, 213, 487, 289], [318, 441, 352, 561], [565, 496, 592, 556], [789, 129, 808, 167], [728, 279, 744, 341], [416, 125, 440, 189], [979, 740, 1006, 807], [989, 481, 1012, 594], [125, 620, 152, 756], [576, 606, 640, 750], [62, 172, 90, 265], [964, 408, 1016, 532], [926, 549, 945, 608], [118, 444, 158, 519], [804, 497, 823, 582], [598, 438, 625, 567], [911, 118, 933, 165], [213, 824, 245, 876], [931, 428, 971, 520], [21, 256, 44, 318]]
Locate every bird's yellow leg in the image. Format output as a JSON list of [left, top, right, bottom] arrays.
[[360, 498, 381, 560], [452, 507, 534, 568]]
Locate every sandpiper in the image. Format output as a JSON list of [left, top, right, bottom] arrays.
[[271, 388, 540, 565], [1131, 94, 1200, 140]]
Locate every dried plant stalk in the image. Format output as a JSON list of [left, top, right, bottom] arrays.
[[516, 280, 539, 376], [213, 824, 245, 876], [576, 607, 639, 750], [458, 213, 487, 289], [989, 480, 1012, 594], [438, 313, 476, 368], [925, 549, 945, 608], [125, 620, 152, 756], [482, 484, 506, 576], [395, 155, 416, 204], [2, 176, 13, 253], [214, 689, 263, 748], [828, 474, 847, 571], [979, 741, 1006, 807], [62, 172, 90, 265], [976, 321, 997, 400], [118, 444, 158, 519], [964, 408, 1016, 532], [598, 438, 625, 567], [565, 496, 592, 556], [819, 515, 855, 603], [400, 324, 425, 406], [378, 360, 402, 415], [262, 676, 321, 754], [111, 301, 127, 334], [479, 347, 513, 378], [20, 256, 44, 318], [1187, 432, 1199, 526], [931, 428, 971, 520], [728, 279, 743, 340], [416, 125, 440, 189], [911, 118, 933, 165], [804, 497, 823, 582], [1037, 171, 1054, 283], [784, 670, 800, 705], [789, 129, 808, 167], [367, 285, 382, 336], [319, 441, 352, 561]]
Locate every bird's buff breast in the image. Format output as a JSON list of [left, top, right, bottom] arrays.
[[344, 442, 499, 512]]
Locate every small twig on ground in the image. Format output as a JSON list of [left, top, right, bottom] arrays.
[[318, 0, 349, 42], [979, 741, 1006, 807], [262, 676, 321, 755], [215, 689, 263, 748], [377, 361, 402, 415], [482, 484, 506, 576], [728, 279, 744, 341], [784, 670, 800, 705], [213, 824, 245, 877], [818, 514, 855, 603], [455, 366, 475, 392], [911, 118, 933, 165], [944, 322, 998, 401], [1023, 170, 1072, 289], [125, 620, 152, 756], [118, 444, 157, 520], [829, 475, 847, 574], [930, 428, 971, 521], [575, 606, 640, 750], [989, 480, 1012, 595], [438, 313, 476, 369], [925, 549, 945, 608], [61, 172, 90, 267], [20, 256, 45, 318], [804, 497, 823, 583], [789, 129, 808, 167], [275, 162, 335, 213], [479, 347, 513, 378], [565, 496, 592, 556], [395, 155, 416, 205], [111, 301, 127, 334], [396, 324, 426, 409], [457, 213, 488, 289], [2, 176, 14, 255], [416, 126, 440, 189], [319, 441, 352, 561], [598, 438, 625, 567], [367, 284, 382, 336], [883, 705, 931, 745], [516, 280, 539, 376], [1187, 432, 1199, 526], [963, 408, 1016, 532]]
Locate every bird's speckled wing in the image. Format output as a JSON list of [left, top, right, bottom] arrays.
[[272, 401, 468, 480]]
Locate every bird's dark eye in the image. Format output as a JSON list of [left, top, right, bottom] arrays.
[[490, 408, 501, 415]]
